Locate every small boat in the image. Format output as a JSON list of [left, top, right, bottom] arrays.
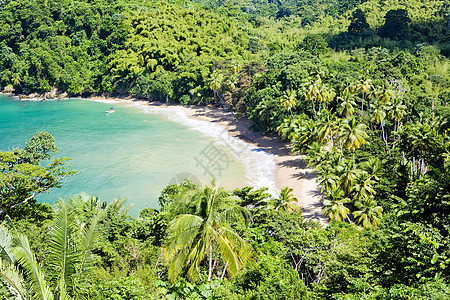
[[106, 107, 115, 114]]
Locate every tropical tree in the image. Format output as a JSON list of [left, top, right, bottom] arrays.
[[387, 98, 407, 132], [163, 184, 251, 283], [322, 189, 351, 222], [209, 69, 224, 101], [339, 117, 368, 161], [355, 79, 372, 111], [370, 100, 388, 147], [292, 118, 319, 154], [0, 201, 104, 300], [316, 164, 340, 194], [353, 198, 383, 229], [272, 187, 300, 213], [277, 117, 302, 141], [0, 132, 75, 218], [350, 171, 376, 201], [338, 160, 360, 196], [317, 109, 339, 146], [361, 158, 384, 181], [338, 93, 356, 117], [280, 89, 298, 118]]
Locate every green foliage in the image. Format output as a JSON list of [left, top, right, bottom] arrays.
[[163, 183, 251, 283], [0, 132, 75, 221], [297, 34, 328, 56], [216, 254, 309, 300], [379, 9, 412, 40], [85, 277, 148, 300]]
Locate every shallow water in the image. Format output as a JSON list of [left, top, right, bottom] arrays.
[[0, 96, 274, 215]]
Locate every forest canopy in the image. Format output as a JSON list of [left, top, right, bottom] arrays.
[[0, 0, 449, 299]]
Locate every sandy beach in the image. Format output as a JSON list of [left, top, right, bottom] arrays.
[[91, 97, 327, 225]]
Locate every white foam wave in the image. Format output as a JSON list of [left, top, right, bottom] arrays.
[[90, 99, 279, 194]]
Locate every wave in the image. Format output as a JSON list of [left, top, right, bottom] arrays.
[[90, 99, 279, 195]]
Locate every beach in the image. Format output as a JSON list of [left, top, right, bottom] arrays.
[[91, 97, 327, 225]]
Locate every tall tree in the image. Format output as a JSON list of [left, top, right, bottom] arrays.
[[163, 184, 251, 283], [322, 189, 350, 222], [0, 132, 75, 219], [339, 117, 368, 161], [280, 89, 298, 118], [353, 198, 383, 229], [272, 187, 300, 213]]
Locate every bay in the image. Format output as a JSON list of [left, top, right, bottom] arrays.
[[0, 95, 252, 215]]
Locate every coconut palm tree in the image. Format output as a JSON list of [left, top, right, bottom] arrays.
[[338, 93, 356, 117], [163, 184, 251, 283], [370, 100, 388, 147], [360, 158, 384, 181], [322, 189, 351, 222], [353, 198, 383, 229], [292, 118, 319, 154], [280, 89, 298, 118], [355, 79, 372, 111], [387, 98, 407, 132], [338, 160, 360, 196], [272, 187, 300, 213], [316, 164, 340, 194], [350, 171, 376, 201], [277, 117, 302, 141], [209, 69, 224, 101], [317, 109, 339, 146], [339, 117, 368, 162]]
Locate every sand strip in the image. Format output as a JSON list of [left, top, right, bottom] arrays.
[[92, 97, 328, 225]]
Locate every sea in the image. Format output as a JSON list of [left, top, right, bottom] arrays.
[[0, 95, 277, 215]]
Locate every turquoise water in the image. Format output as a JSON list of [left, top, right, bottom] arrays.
[[0, 95, 251, 215]]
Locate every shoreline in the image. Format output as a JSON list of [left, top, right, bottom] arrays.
[[89, 96, 327, 225], [4, 93, 327, 224]]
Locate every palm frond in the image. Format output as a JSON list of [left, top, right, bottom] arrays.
[[76, 210, 105, 282], [48, 202, 78, 298], [0, 258, 28, 300], [106, 198, 133, 217], [13, 234, 54, 300], [213, 227, 251, 277], [0, 226, 14, 263], [217, 206, 251, 227]]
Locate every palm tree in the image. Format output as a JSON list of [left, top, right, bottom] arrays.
[[355, 79, 372, 111], [280, 89, 298, 118], [11, 73, 21, 86], [322, 189, 351, 222], [277, 117, 302, 141], [304, 142, 325, 168], [387, 98, 407, 132], [338, 93, 356, 117], [163, 184, 251, 283], [303, 75, 329, 115], [0, 201, 104, 300], [209, 69, 224, 101], [317, 109, 339, 146], [272, 187, 300, 213], [339, 117, 368, 162], [316, 164, 340, 194], [338, 160, 360, 196], [292, 119, 319, 154], [350, 171, 376, 201], [370, 100, 388, 147], [360, 158, 383, 181], [353, 198, 383, 229]]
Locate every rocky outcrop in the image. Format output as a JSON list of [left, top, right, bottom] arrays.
[[15, 87, 70, 101]]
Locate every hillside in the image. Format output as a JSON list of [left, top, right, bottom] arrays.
[[0, 0, 449, 299]]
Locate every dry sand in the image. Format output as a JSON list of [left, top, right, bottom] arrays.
[[91, 97, 328, 225]]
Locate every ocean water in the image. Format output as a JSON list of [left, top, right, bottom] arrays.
[[0, 95, 277, 215]]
